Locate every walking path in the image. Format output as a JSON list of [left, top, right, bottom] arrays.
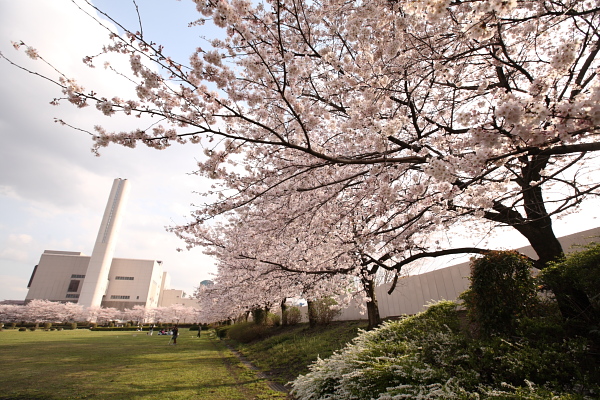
[[224, 343, 290, 394]]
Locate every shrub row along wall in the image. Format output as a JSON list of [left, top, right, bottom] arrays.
[[294, 262, 471, 321], [293, 226, 600, 321]]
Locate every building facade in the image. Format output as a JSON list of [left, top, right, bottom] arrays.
[[25, 251, 169, 310], [24, 179, 198, 311]]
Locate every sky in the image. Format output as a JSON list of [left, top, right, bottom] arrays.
[[0, 0, 599, 301], [0, 0, 224, 301]]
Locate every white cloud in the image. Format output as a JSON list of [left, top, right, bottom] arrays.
[[0, 248, 29, 263], [0, 275, 29, 301], [0, 0, 218, 301], [8, 233, 33, 245]]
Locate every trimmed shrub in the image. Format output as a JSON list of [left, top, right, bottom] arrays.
[[267, 312, 281, 327], [283, 307, 302, 325], [540, 243, 600, 320], [90, 327, 141, 331], [227, 322, 269, 343], [70, 322, 78, 330], [251, 308, 267, 325], [460, 250, 538, 336], [309, 298, 342, 326], [19, 327, 26, 332], [214, 325, 232, 339]]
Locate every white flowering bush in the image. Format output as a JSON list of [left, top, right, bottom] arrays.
[[291, 301, 599, 399]]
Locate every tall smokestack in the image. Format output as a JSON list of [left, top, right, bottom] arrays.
[[78, 178, 130, 309]]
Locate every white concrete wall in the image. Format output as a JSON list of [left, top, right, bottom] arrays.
[[293, 226, 600, 322], [158, 289, 199, 308], [105, 258, 162, 306]]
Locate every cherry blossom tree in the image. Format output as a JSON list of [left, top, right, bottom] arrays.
[[176, 305, 200, 323], [23, 300, 61, 323], [193, 190, 414, 327], [153, 304, 198, 323], [87, 306, 122, 325], [196, 248, 356, 324], [4, 0, 600, 319], [0, 304, 24, 324], [9, 300, 85, 324], [57, 302, 86, 322], [122, 305, 149, 325]]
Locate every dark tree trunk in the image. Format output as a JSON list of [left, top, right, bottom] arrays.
[[307, 300, 317, 328], [364, 279, 382, 330], [511, 218, 563, 268], [497, 213, 592, 321], [483, 154, 593, 321], [281, 298, 288, 326]]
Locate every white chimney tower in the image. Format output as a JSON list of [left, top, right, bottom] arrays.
[[78, 178, 130, 309]]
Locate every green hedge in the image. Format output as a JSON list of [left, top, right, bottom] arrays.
[[460, 250, 538, 336], [214, 325, 232, 339], [541, 242, 600, 314], [90, 327, 144, 331]]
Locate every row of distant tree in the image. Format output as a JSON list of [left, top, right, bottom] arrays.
[[0, 300, 200, 325], [5, 0, 600, 328]]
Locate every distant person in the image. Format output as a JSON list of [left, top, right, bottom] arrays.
[[172, 325, 179, 345], [197, 326, 201, 338], [148, 324, 154, 336]]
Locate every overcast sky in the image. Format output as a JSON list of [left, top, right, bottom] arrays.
[[0, 0, 222, 301], [1, 0, 599, 301]]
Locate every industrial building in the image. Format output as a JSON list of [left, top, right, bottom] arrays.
[[24, 178, 198, 310]]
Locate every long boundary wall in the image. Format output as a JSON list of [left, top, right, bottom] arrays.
[[297, 226, 600, 321]]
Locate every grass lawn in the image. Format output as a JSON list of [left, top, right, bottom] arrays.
[[229, 321, 368, 386], [0, 328, 287, 400]]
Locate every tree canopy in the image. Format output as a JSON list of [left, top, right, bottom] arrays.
[[3, 0, 600, 320]]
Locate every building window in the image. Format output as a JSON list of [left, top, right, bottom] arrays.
[[67, 280, 80, 293], [115, 276, 134, 280], [65, 294, 79, 299], [110, 295, 130, 300], [71, 274, 85, 279]]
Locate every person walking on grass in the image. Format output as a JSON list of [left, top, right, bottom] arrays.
[[172, 325, 179, 345]]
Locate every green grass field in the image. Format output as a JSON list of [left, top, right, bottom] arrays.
[[0, 328, 287, 400], [228, 321, 368, 386]]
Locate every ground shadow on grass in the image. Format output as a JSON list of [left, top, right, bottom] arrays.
[[0, 331, 285, 400]]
